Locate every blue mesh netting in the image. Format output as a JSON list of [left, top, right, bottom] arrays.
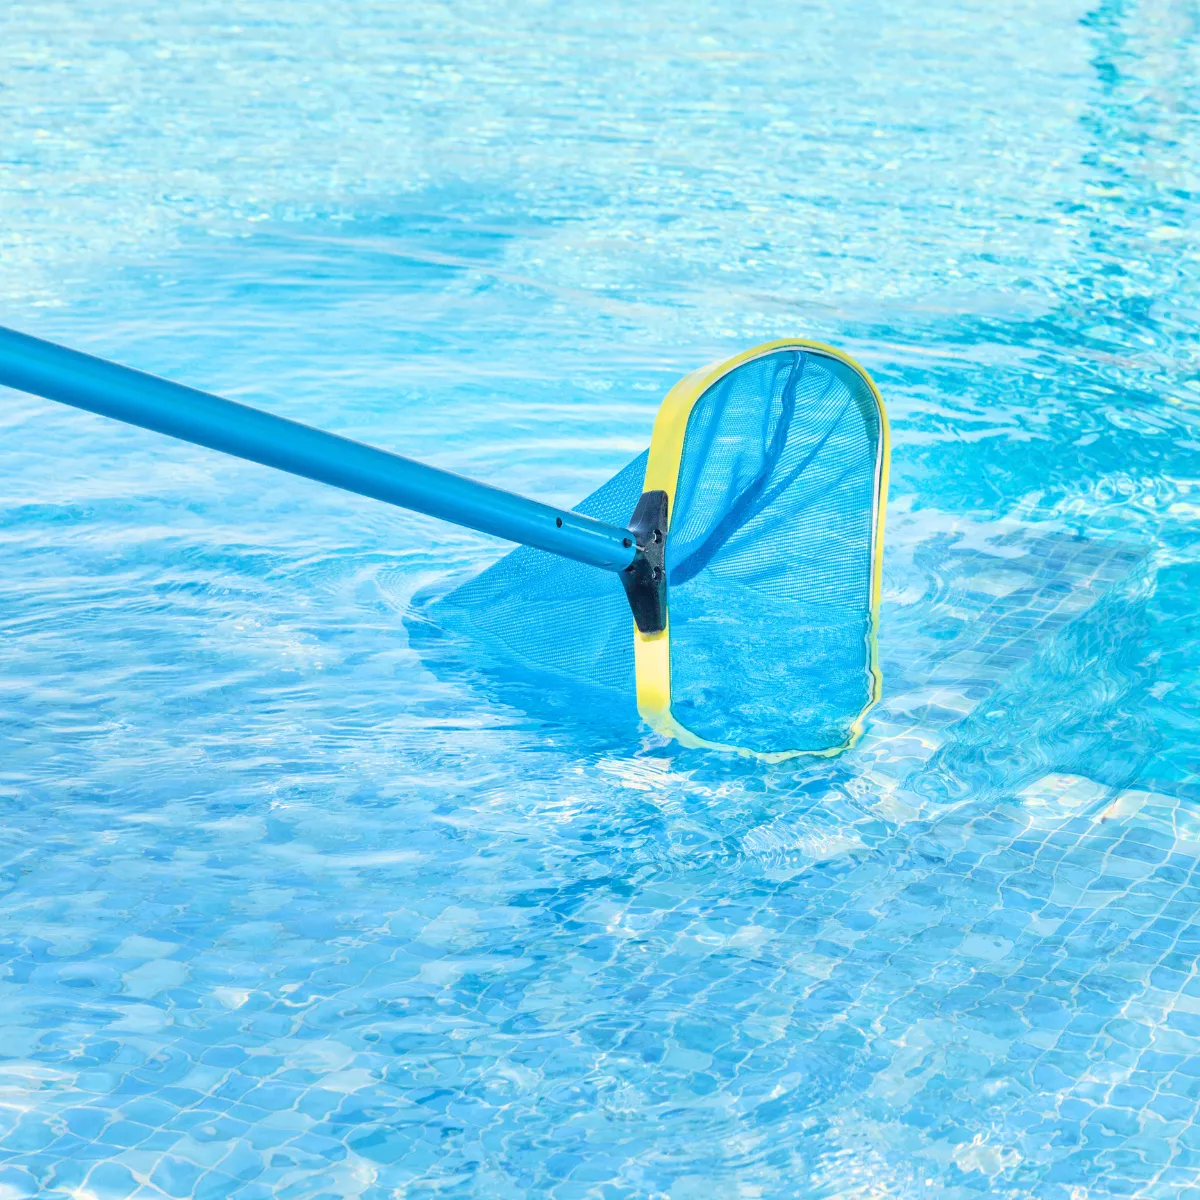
[[419, 451, 647, 702], [667, 349, 883, 754], [414, 347, 882, 756]]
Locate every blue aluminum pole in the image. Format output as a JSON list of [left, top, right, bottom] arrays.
[[0, 326, 638, 572]]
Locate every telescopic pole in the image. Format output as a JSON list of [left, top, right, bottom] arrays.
[[0, 326, 639, 573]]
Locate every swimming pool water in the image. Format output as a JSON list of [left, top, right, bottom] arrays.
[[1, 1, 1198, 1196]]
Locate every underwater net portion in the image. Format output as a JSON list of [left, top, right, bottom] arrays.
[[662, 348, 885, 756], [422, 451, 647, 703]]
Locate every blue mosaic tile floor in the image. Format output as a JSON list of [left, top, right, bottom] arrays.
[[1, 0, 1197, 1194]]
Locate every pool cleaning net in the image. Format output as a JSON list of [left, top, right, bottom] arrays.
[[423, 346, 886, 758]]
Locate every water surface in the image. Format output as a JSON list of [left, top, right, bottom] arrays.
[[1, 1, 1198, 1196]]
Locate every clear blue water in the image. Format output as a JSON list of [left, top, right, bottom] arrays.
[[1, 1, 1198, 1196]]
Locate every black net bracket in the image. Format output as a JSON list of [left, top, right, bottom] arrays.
[[620, 490, 668, 634]]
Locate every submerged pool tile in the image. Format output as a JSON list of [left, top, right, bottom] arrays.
[[0, 10, 1194, 1194]]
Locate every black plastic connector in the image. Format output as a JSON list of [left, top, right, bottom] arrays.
[[620, 490, 669, 633]]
